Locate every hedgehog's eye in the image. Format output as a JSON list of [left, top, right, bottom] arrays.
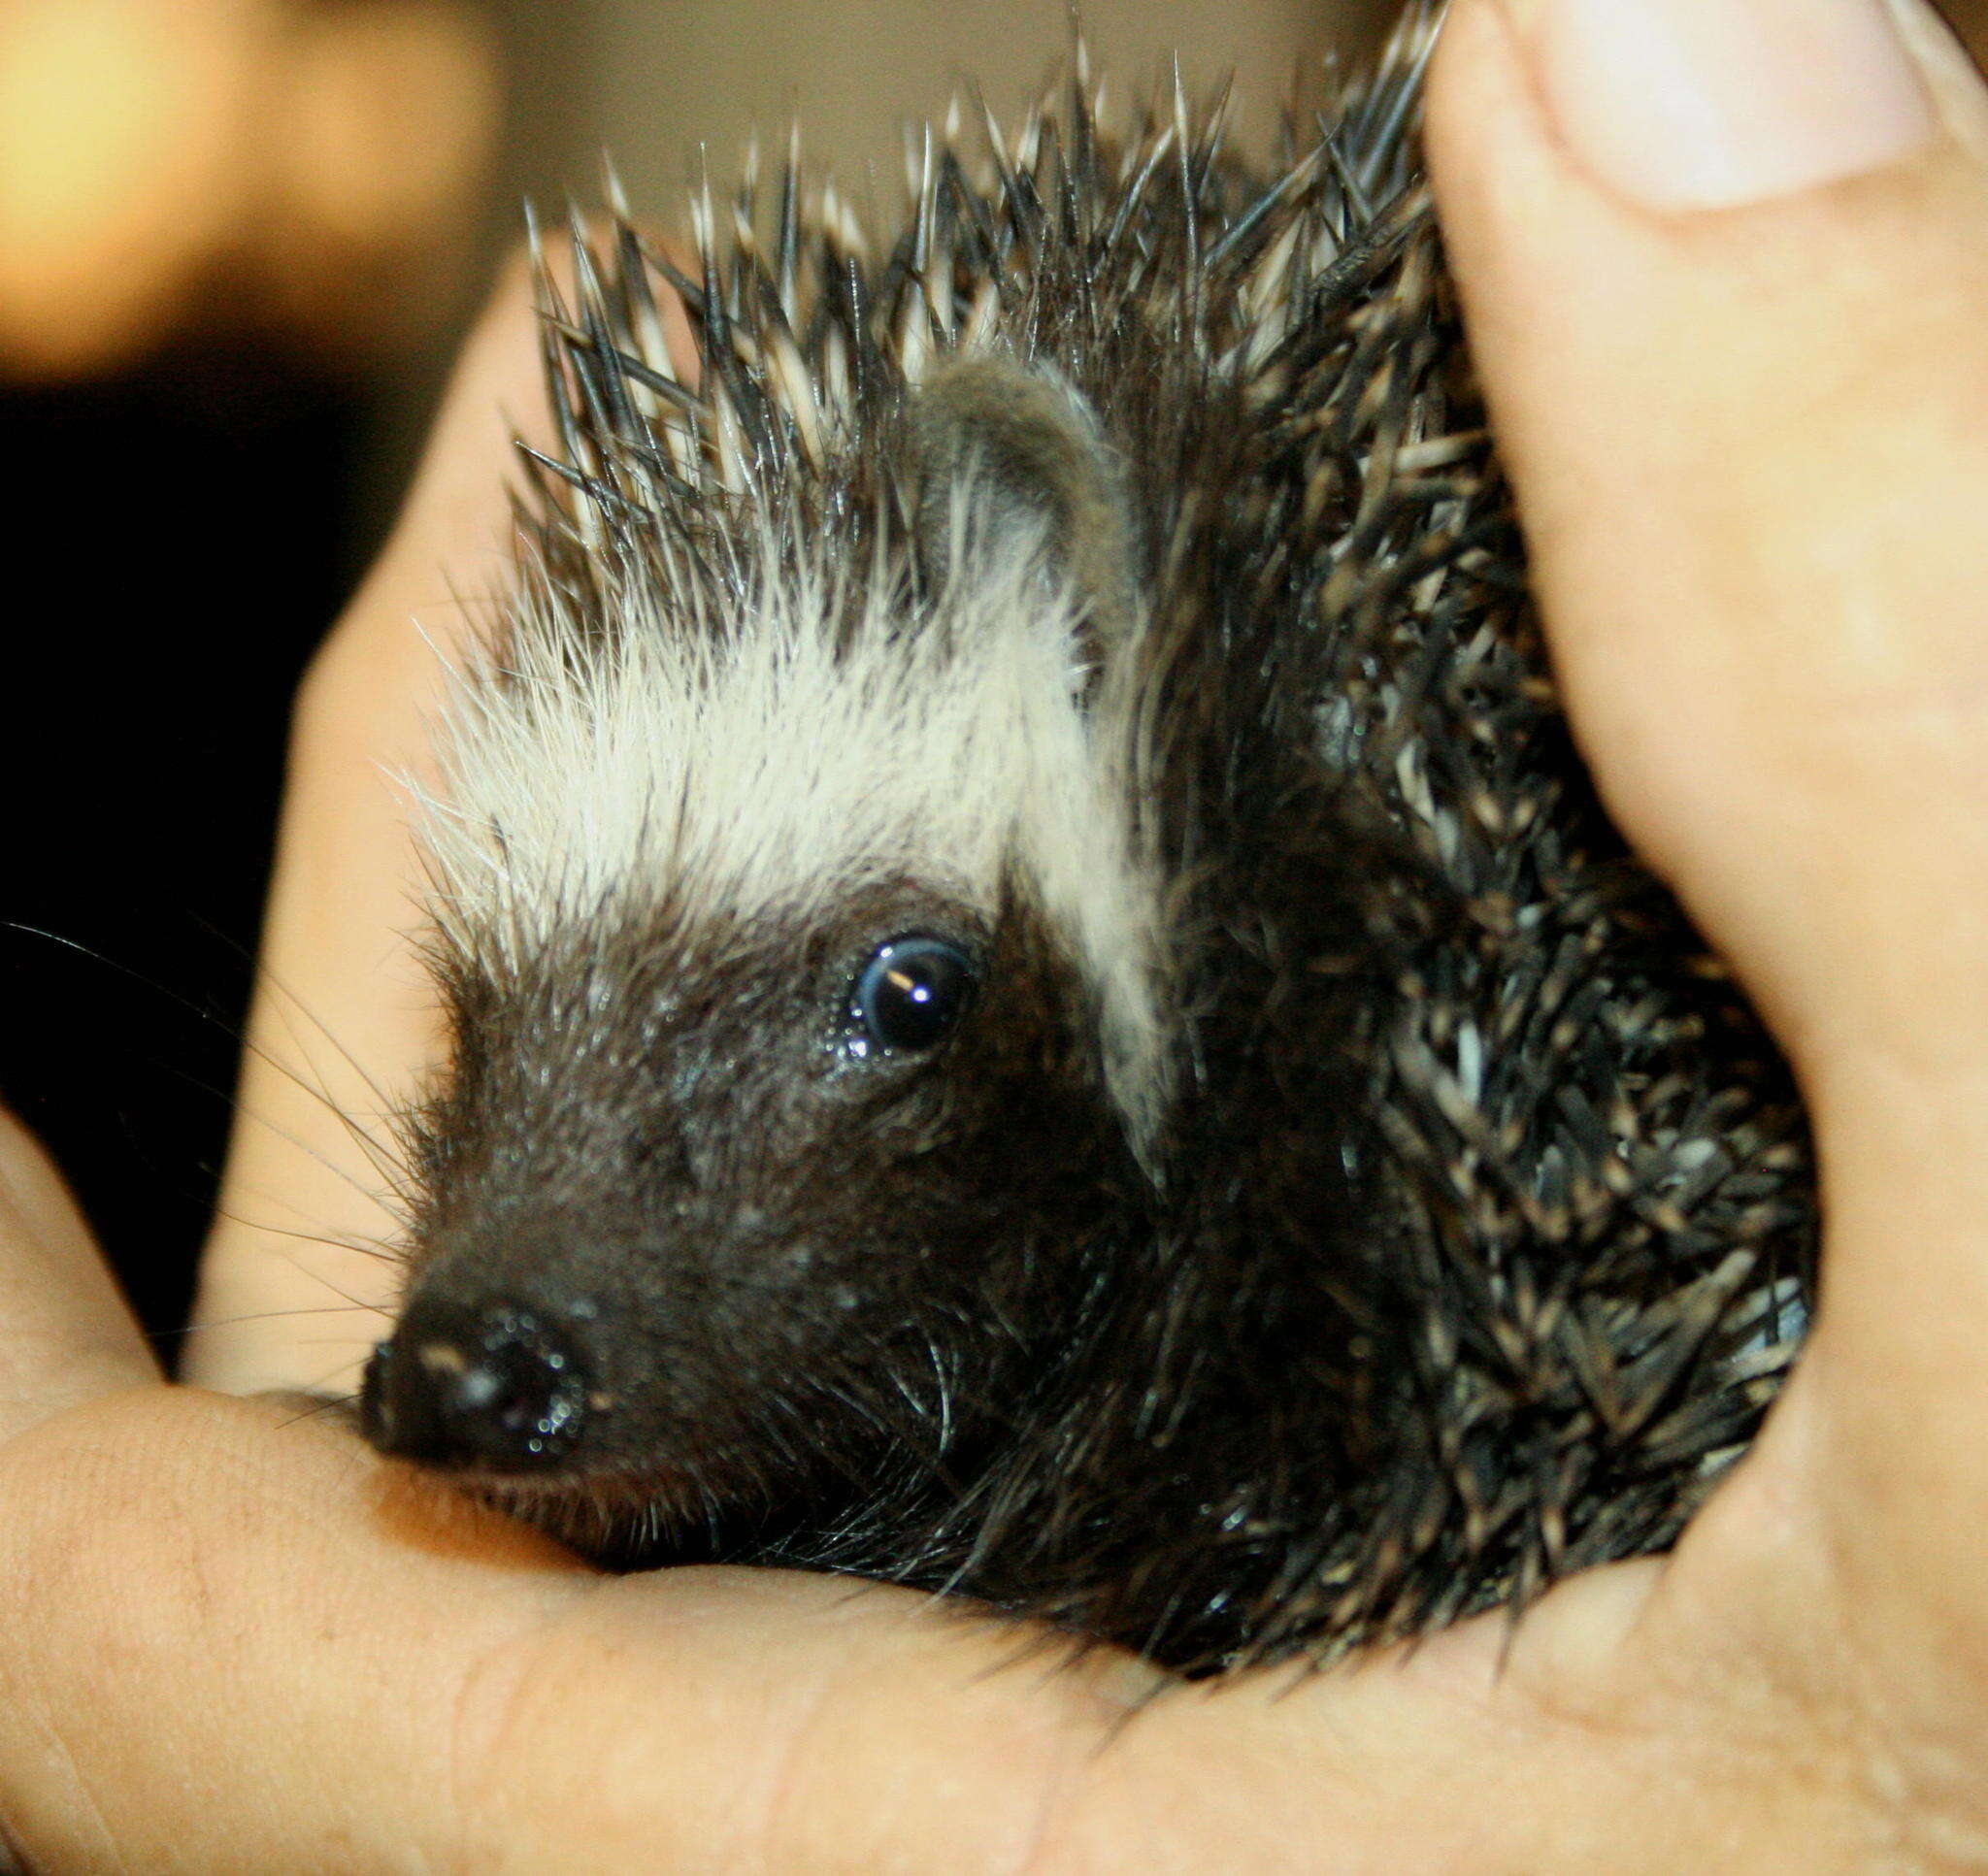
[[848, 936, 977, 1057]]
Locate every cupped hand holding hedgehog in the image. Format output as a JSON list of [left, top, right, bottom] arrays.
[[1, 0, 1985, 1865]]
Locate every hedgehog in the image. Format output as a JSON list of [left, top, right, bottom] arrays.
[[355, 2, 1816, 1676]]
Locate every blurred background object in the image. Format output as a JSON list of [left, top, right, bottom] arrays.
[[0, 0, 1980, 1345], [0, 0, 501, 379]]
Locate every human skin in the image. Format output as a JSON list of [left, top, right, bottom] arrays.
[[4, 0, 1988, 1867]]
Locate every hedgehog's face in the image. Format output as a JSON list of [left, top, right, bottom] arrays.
[[362, 872, 1149, 1542], [362, 354, 1167, 1546]]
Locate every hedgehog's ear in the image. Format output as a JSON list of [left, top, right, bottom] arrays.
[[907, 357, 1137, 690]]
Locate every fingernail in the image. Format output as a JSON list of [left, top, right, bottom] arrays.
[[1521, 0, 1938, 212]]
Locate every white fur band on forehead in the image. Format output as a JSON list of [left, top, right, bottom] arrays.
[[414, 537, 1175, 1147]]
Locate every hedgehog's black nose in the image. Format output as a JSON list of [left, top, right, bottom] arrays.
[[361, 1297, 589, 1471]]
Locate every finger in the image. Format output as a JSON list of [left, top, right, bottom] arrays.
[[1428, 0, 1987, 1071], [186, 250, 692, 1396], [1426, 0, 1988, 1698], [0, 1105, 155, 1439], [0, 1388, 1877, 1874], [184, 268, 547, 1397]]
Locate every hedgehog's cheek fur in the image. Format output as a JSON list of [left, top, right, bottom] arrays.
[[378, 889, 1156, 1553]]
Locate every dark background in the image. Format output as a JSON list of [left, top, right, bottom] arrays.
[[1, 347, 362, 1342], [0, 0, 1979, 1349]]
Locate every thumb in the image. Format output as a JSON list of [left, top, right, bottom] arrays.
[[1427, 0, 1988, 1079], [1426, 0, 1988, 1671]]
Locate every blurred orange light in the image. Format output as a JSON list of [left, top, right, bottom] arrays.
[[278, 2, 498, 249], [0, 0, 498, 382], [0, 0, 270, 377]]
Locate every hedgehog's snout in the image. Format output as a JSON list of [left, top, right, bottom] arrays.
[[362, 1296, 592, 1473]]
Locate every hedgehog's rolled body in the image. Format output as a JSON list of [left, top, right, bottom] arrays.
[[359, 10, 1815, 1673]]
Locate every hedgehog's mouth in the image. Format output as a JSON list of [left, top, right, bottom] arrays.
[[460, 1454, 820, 1568], [466, 1457, 677, 1512]]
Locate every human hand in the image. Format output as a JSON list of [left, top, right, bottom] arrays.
[[8, 0, 1988, 1867]]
